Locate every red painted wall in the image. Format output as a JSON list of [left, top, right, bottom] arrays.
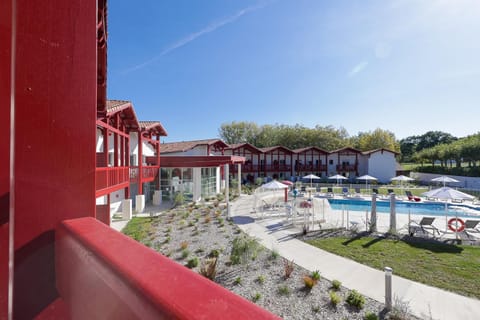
[[0, 0, 12, 318], [0, 1, 97, 318]]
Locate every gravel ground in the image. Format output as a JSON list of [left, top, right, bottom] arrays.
[[138, 202, 416, 320]]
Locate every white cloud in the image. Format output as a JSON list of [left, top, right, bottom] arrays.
[[123, 1, 273, 74], [348, 61, 368, 77]]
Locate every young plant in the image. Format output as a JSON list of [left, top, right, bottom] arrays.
[[234, 277, 242, 285], [303, 275, 316, 290], [329, 291, 341, 307], [181, 249, 190, 259], [389, 295, 412, 320], [208, 249, 220, 258], [186, 257, 198, 269], [331, 279, 342, 291], [199, 257, 217, 280], [346, 290, 365, 310], [364, 312, 379, 320], [277, 285, 290, 296], [204, 216, 211, 224], [269, 249, 280, 260], [180, 241, 189, 250], [230, 235, 261, 265], [256, 275, 265, 285], [311, 270, 321, 282], [283, 259, 295, 279], [252, 293, 261, 303]]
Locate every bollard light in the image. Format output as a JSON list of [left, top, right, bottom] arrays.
[[384, 267, 393, 311]]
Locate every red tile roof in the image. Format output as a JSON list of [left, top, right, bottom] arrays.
[[106, 100, 131, 113], [161, 139, 228, 154], [139, 121, 168, 136], [258, 146, 293, 154]]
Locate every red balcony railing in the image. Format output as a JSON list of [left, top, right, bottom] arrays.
[[263, 164, 292, 172], [56, 217, 279, 320], [95, 166, 130, 196], [130, 166, 159, 183], [295, 164, 327, 172], [336, 164, 357, 172]]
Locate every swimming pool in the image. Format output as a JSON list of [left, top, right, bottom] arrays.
[[327, 198, 480, 218]]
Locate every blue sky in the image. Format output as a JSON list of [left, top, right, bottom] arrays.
[[108, 0, 480, 143]]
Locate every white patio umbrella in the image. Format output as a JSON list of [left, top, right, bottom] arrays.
[[421, 187, 474, 233], [302, 174, 321, 187], [258, 180, 289, 208], [431, 176, 459, 187], [421, 187, 474, 201], [390, 175, 414, 188], [357, 174, 377, 191], [260, 180, 289, 190], [328, 174, 347, 185]]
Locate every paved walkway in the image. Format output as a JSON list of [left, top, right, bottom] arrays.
[[231, 194, 480, 320]]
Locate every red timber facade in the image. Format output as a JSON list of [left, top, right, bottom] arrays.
[[95, 101, 167, 225], [293, 147, 329, 177], [259, 146, 294, 179], [225, 143, 263, 183], [331, 147, 361, 176], [1, 1, 277, 319]]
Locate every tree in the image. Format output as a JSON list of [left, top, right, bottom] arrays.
[[415, 131, 457, 151], [218, 121, 260, 144], [352, 128, 400, 152]]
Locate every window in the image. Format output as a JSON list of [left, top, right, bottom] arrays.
[[329, 159, 333, 165]]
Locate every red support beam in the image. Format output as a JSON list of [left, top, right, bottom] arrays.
[[138, 132, 143, 195]]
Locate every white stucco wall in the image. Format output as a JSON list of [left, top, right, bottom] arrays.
[[367, 151, 397, 183], [110, 189, 125, 214]]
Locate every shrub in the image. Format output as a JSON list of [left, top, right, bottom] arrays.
[[181, 249, 190, 259], [234, 277, 242, 285], [303, 276, 316, 290], [346, 290, 365, 309], [186, 257, 198, 269], [252, 293, 261, 303], [283, 259, 295, 279], [364, 312, 379, 320], [199, 257, 217, 280], [331, 279, 341, 291], [329, 291, 341, 307], [278, 285, 290, 296], [230, 235, 261, 265]]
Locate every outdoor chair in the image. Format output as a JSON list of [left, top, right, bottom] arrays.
[[387, 189, 394, 194], [405, 190, 421, 202], [409, 217, 441, 237], [372, 188, 379, 194], [463, 220, 480, 238], [342, 187, 350, 197], [353, 187, 362, 197], [326, 187, 334, 197]]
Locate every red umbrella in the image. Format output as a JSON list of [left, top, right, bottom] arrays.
[[281, 180, 293, 186]]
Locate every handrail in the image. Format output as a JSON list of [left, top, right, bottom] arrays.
[[56, 218, 279, 320]]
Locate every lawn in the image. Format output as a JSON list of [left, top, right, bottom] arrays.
[[306, 236, 480, 299]]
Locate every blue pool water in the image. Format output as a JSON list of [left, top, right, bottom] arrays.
[[327, 198, 480, 218]]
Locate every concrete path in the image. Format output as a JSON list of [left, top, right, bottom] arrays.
[[231, 194, 480, 320]]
